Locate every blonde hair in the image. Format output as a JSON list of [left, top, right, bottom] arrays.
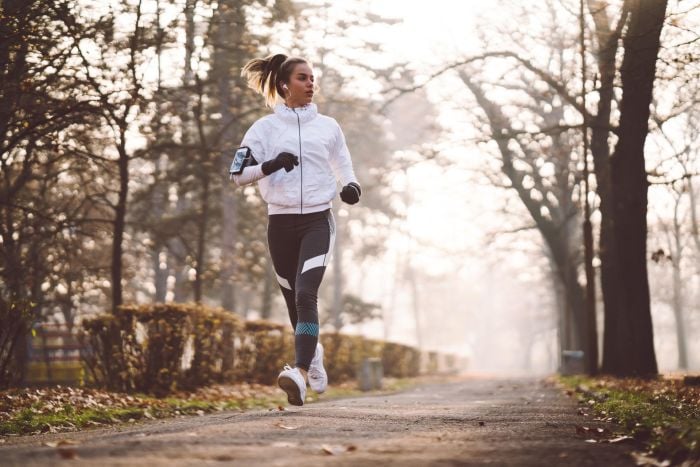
[[241, 54, 309, 108]]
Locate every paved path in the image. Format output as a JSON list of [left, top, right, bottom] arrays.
[[1, 377, 636, 466]]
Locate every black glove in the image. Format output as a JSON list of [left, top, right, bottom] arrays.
[[340, 182, 361, 205], [261, 152, 299, 175]]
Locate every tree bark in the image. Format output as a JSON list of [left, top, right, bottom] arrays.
[[111, 133, 129, 309], [194, 178, 210, 303], [215, 0, 242, 312], [585, 0, 628, 377], [602, 0, 666, 376]]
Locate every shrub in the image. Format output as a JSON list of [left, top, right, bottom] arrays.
[[80, 303, 244, 395], [185, 307, 243, 389], [0, 300, 38, 389], [320, 334, 385, 383], [80, 308, 142, 393], [233, 320, 293, 385], [382, 342, 421, 378], [80, 303, 425, 396]]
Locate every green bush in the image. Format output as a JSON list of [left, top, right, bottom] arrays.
[[0, 300, 38, 389], [80, 304, 243, 395], [320, 334, 386, 382], [382, 342, 421, 378], [185, 307, 243, 389], [233, 320, 294, 385], [80, 308, 142, 393], [81, 303, 424, 396]]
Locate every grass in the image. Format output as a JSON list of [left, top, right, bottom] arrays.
[[558, 375, 700, 464], [0, 377, 419, 437]]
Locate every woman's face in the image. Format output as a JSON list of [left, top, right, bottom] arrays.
[[284, 63, 315, 107]]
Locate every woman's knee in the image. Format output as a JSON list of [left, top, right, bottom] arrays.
[[295, 288, 318, 311]]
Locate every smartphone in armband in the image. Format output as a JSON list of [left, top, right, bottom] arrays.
[[228, 146, 253, 177]]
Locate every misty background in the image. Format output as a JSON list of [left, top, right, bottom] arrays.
[[2, 0, 699, 377]]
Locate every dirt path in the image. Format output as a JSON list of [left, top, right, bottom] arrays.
[[1, 376, 636, 466]]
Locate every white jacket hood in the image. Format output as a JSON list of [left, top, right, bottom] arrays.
[[232, 103, 358, 215]]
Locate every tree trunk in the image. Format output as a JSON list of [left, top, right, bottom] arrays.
[[687, 178, 700, 264], [331, 206, 344, 331], [671, 193, 688, 369], [671, 249, 687, 370], [215, 0, 242, 312], [603, 0, 666, 376], [153, 247, 168, 302], [111, 134, 129, 310], [260, 261, 275, 319], [580, 0, 598, 374], [194, 178, 210, 303], [406, 263, 423, 350], [585, 0, 628, 378]]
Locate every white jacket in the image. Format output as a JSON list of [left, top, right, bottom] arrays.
[[231, 103, 358, 215]]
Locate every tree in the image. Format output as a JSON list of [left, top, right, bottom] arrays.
[[0, 0, 105, 384], [601, 0, 667, 376]]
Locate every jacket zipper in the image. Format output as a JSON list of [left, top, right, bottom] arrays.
[[293, 109, 303, 214]]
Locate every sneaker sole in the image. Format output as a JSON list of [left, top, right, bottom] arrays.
[[278, 375, 304, 406]]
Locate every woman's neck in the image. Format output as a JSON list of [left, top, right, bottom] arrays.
[[284, 100, 309, 109]]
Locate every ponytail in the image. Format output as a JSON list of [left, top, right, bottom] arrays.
[[241, 53, 308, 108]]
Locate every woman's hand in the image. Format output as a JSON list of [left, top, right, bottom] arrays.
[[262, 152, 299, 175], [340, 182, 361, 205]]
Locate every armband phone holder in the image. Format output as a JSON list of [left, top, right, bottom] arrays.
[[229, 146, 252, 176]]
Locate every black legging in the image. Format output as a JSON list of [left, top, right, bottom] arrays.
[[267, 209, 335, 370]]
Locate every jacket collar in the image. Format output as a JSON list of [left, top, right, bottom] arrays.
[[273, 103, 318, 124]]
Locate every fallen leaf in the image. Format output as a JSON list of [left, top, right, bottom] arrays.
[[321, 444, 343, 455], [606, 435, 633, 444], [275, 422, 299, 430], [57, 447, 77, 459], [44, 439, 79, 448], [271, 441, 298, 448]]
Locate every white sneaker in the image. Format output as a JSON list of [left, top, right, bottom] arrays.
[[308, 343, 328, 394], [277, 365, 306, 406]]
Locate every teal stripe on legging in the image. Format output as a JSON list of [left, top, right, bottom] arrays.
[[295, 322, 319, 336]]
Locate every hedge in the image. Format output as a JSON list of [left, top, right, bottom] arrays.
[[79, 303, 425, 396]]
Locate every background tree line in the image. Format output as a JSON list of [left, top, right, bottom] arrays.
[[2, 0, 699, 386], [0, 0, 416, 386]]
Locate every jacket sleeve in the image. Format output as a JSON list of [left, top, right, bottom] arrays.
[[231, 122, 268, 187], [328, 122, 358, 187]]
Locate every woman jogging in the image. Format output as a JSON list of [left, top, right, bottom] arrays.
[[231, 54, 361, 406]]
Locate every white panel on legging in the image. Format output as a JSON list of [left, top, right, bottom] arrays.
[[301, 254, 325, 274], [276, 272, 292, 290], [324, 213, 336, 266]]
